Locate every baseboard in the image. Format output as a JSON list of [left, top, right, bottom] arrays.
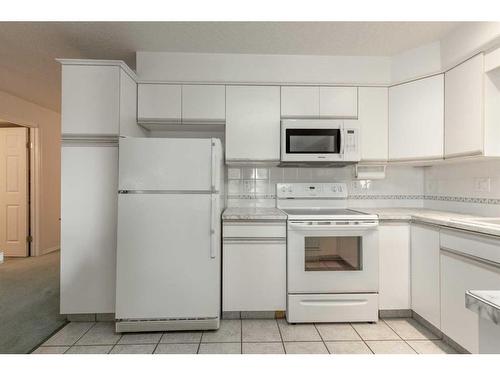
[[222, 311, 285, 320], [39, 246, 60, 256], [411, 311, 469, 354], [379, 309, 412, 318]]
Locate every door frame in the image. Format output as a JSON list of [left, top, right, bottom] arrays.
[[0, 116, 41, 256]]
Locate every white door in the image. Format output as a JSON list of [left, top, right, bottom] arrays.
[[411, 223, 441, 329], [226, 86, 281, 162], [281, 86, 320, 118], [118, 138, 213, 191], [378, 224, 410, 310], [0, 127, 28, 257], [319, 87, 358, 118], [287, 222, 379, 293], [389, 75, 444, 161], [350, 87, 388, 162], [182, 85, 225, 123], [115, 193, 219, 319], [137, 84, 182, 123], [445, 54, 484, 158]]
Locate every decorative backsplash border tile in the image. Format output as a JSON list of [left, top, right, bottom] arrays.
[[227, 193, 500, 205]]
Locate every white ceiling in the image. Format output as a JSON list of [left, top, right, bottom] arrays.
[[0, 22, 461, 112]]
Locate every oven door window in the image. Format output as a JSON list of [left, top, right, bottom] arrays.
[[286, 128, 341, 154], [304, 236, 362, 271]]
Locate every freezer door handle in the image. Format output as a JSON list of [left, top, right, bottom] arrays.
[[211, 140, 220, 193], [210, 195, 218, 259]]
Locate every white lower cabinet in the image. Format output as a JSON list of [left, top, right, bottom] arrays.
[[378, 223, 410, 310], [440, 230, 500, 353], [223, 222, 286, 311], [411, 223, 441, 329]]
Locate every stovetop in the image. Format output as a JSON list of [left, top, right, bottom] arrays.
[[281, 208, 367, 216], [281, 207, 378, 221]]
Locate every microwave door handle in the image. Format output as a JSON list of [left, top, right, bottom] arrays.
[[339, 129, 345, 155]]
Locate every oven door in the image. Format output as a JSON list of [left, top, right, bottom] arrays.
[[281, 120, 344, 162], [287, 221, 379, 294]]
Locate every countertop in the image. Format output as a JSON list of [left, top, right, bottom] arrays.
[[223, 206, 500, 237], [357, 207, 500, 237], [466, 290, 500, 325], [222, 207, 287, 221]]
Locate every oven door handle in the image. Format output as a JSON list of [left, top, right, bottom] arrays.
[[288, 222, 378, 230]]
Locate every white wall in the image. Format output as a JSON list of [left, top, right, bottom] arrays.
[[0, 90, 61, 255], [136, 51, 391, 85], [391, 42, 442, 83], [441, 22, 500, 69]]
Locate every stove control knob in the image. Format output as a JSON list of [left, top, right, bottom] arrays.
[[280, 186, 286, 193]]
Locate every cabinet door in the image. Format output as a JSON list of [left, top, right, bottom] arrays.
[[119, 70, 147, 137], [353, 87, 388, 161], [281, 86, 319, 118], [445, 54, 484, 158], [411, 224, 440, 329], [182, 85, 225, 123], [226, 86, 281, 162], [61, 146, 118, 314], [137, 84, 181, 123], [378, 224, 410, 310], [223, 241, 286, 311], [389, 75, 444, 161], [441, 251, 500, 353], [320, 87, 358, 118], [61, 65, 119, 135]]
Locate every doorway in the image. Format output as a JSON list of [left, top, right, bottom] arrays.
[[0, 121, 39, 258]]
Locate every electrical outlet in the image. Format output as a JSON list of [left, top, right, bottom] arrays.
[[474, 177, 490, 192]]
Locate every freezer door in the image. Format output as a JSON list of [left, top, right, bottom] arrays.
[[116, 193, 220, 320], [119, 137, 213, 191]]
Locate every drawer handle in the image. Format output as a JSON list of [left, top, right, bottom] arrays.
[[440, 247, 500, 269], [300, 299, 369, 307]]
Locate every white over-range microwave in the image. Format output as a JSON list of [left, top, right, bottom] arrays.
[[280, 119, 361, 164]]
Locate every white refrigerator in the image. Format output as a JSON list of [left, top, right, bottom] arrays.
[[115, 137, 223, 333]]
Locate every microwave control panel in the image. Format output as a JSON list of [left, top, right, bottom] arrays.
[[343, 127, 360, 161]]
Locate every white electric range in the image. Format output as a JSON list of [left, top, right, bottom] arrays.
[[277, 182, 380, 323]]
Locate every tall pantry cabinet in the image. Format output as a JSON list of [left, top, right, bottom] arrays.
[[60, 60, 143, 315]]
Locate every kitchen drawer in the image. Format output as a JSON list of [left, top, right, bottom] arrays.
[[223, 222, 286, 238], [440, 229, 500, 264], [287, 293, 378, 323]]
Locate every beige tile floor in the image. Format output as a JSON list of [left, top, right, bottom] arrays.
[[32, 318, 459, 354]]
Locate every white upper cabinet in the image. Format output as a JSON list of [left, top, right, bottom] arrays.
[[181, 85, 225, 123], [353, 87, 388, 162], [119, 70, 147, 137], [226, 86, 281, 162], [281, 86, 358, 119], [319, 87, 358, 118], [137, 84, 182, 123], [445, 54, 486, 158], [281, 86, 319, 118], [62, 65, 120, 135], [388, 75, 444, 161]]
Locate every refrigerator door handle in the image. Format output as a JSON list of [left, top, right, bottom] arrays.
[[211, 139, 220, 193], [210, 195, 218, 259]]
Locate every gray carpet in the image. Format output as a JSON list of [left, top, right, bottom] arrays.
[[0, 251, 66, 353]]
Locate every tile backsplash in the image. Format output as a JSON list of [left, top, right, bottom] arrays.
[[226, 159, 500, 215], [423, 159, 500, 215], [226, 165, 425, 208]]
